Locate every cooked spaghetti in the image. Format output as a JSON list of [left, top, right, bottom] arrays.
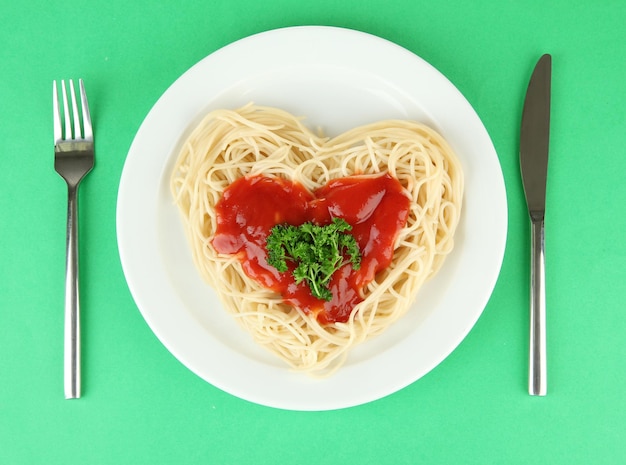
[[170, 104, 463, 376]]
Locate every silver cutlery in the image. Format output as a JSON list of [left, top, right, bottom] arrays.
[[520, 55, 551, 396], [53, 79, 94, 399]]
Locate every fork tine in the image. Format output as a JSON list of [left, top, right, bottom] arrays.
[[53, 81, 62, 143], [60, 80, 72, 139], [69, 79, 82, 140], [79, 79, 93, 141]]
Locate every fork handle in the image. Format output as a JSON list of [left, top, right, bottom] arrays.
[[64, 184, 81, 399], [529, 217, 547, 396]]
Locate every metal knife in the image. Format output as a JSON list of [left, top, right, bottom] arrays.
[[520, 54, 551, 396]]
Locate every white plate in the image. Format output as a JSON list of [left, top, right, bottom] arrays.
[[117, 26, 507, 411]]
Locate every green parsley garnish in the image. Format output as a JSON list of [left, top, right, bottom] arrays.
[[266, 217, 362, 301]]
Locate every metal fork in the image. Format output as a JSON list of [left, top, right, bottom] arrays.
[[53, 79, 94, 399]]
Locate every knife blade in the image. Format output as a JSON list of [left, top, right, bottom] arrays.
[[520, 54, 551, 396]]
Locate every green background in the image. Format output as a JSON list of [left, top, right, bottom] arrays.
[[2, 0, 625, 463]]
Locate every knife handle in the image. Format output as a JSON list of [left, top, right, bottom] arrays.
[[529, 217, 547, 396]]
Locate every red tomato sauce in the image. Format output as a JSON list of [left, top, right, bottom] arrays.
[[212, 174, 410, 324]]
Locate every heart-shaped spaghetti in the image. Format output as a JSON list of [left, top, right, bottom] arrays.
[[170, 104, 463, 376]]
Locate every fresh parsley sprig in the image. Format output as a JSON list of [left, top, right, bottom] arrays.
[[266, 218, 361, 301]]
